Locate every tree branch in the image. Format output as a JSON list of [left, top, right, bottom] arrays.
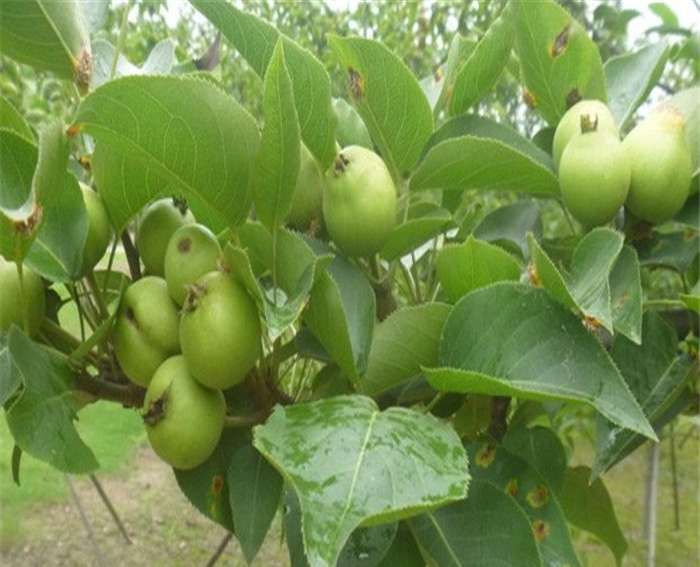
[[74, 371, 145, 408]]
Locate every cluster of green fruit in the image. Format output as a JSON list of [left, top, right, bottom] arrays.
[[554, 99, 693, 228], [114, 198, 262, 470]]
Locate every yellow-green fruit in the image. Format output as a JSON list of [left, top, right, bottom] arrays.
[[288, 143, 325, 231], [78, 183, 113, 277], [622, 108, 693, 225], [323, 146, 397, 257], [559, 128, 631, 228], [0, 257, 45, 337], [142, 355, 225, 470], [553, 99, 619, 170], [136, 198, 195, 276]]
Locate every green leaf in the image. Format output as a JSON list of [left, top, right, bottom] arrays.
[[609, 246, 643, 344], [593, 312, 697, 476], [528, 233, 577, 310], [448, 2, 515, 116], [338, 523, 398, 567], [0, 334, 22, 406], [604, 41, 669, 129], [329, 35, 434, 177], [255, 39, 300, 231], [361, 303, 452, 397], [380, 205, 453, 262], [3, 327, 98, 474], [375, 522, 423, 567], [73, 75, 260, 229], [0, 0, 90, 82], [681, 281, 700, 314], [188, 0, 336, 169], [426, 282, 656, 440], [229, 438, 284, 563], [514, 0, 607, 126], [436, 235, 522, 303], [253, 395, 469, 567], [0, 95, 33, 142], [333, 97, 373, 150], [410, 137, 559, 196], [473, 200, 543, 260], [174, 428, 238, 532], [410, 479, 542, 567], [559, 466, 627, 567], [304, 257, 375, 383], [502, 425, 567, 494], [635, 230, 699, 272], [466, 440, 582, 567]]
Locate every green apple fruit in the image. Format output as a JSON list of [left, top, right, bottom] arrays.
[[142, 355, 225, 470], [287, 143, 325, 231], [180, 270, 261, 390], [622, 107, 693, 225], [323, 145, 396, 257], [78, 183, 113, 277], [559, 117, 631, 228], [0, 257, 45, 337], [553, 99, 619, 170], [136, 198, 195, 276], [164, 223, 222, 306], [113, 276, 181, 387]]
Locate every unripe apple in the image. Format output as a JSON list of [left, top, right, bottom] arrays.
[[78, 183, 113, 277], [0, 257, 45, 337], [323, 146, 397, 257], [559, 116, 631, 228], [136, 198, 195, 276], [164, 223, 222, 306], [622, 107, 693, 225], [180, 270, 261, 390], [553, 99, 619, 170], [113, 276, 181, 387], [142, 355, 225, 470], [287, 143, 325, 231]]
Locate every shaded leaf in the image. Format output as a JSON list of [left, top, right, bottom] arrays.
[[74, 75, 260, 229], [410, 479, 542, 567], [3, 327, 98, 474], [609, 245, 643, 344], [503, 425, 567, 494], [426, 282, 656, 440], [559, 466, 627, 567], [253, 395, 469, 567], [514, 0, 607, 125], [0, 95, 33, 141], [473, 200, 543, 260], [329, 35, 433, 177], [361, 303, 451, 397], [436, 235, 522, 302], [375, 522, 423, 567], [189, 0, 336, 168], [337, 523, 398, 567], [635, 229, 699, 273]]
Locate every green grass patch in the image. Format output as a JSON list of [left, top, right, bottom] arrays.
[[0, 400, 145, 542]]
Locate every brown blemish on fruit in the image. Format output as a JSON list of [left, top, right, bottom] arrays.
[[551, 25, 570, 57], [178, 238, 192, 253], [526, 483, 550, 508], [348, 67, 365, 102], [532, 519, 550, 541], [522, 87, 538, 110], [475, 443, 497, 468]]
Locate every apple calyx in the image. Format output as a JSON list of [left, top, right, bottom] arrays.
[[333, 152, 350, 176], [183, 281, 208, 313], [579, 113, 598, 134], [142, 385, 170, 426]]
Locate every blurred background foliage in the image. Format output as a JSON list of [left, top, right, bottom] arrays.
[[1, 0, 698, 139]]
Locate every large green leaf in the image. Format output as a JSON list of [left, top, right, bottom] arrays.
[[375, 522, 423, 567], [188, 0, 336, 169], [0, 0, 90, 83], [448, 2, 515, 116], [410, 136, 559, 196], [514, 0, 607, 125], [593, 312, 697, 476], [410, 479, 542, 567], [380, 205, 453, 262], [3, 327, 98, 474], [304, 257, 375, 383], [436, 235, 522, 303], [425, 282, 656, 440], [604, 41, 669, 130], [329, 35, 434, 178], [559, 466, 627, 567], [502, 425, 567, 494], [361, 303, 451, 397], [466, 441, 581, 567], [253, 395, 469, 567], [73, 75, 259, 229], [255, 39, 300, 231]]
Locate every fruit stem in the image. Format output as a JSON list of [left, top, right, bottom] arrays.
[[223, 412, 269, 428], [579, 113, 599, 134], [74, 370, 145, 408], [120, 229, 141, 280]]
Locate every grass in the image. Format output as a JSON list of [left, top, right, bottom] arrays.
[[0, 400, 145, 542]]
